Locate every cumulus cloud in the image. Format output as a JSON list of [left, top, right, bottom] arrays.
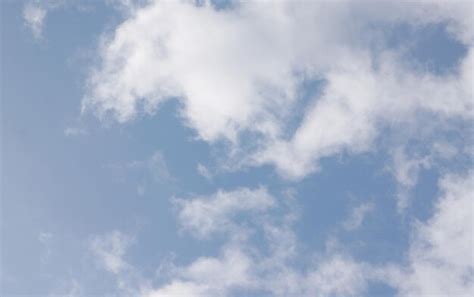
[[88, 168, 473, 296], [148, 187, 373, 297], [152, 171, 474, 296], [77, 1, 473, 296], [146, 246, 255, 297], [83, 0, 473, 180], [81, 187, 373, 297], [387, 170, 474, 296]]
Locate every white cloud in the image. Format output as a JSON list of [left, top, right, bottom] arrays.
[[77, 1, 474, 295], [173, 187, 275, 238], [83, 0, 473, 180], [91, 170, 474, 296], [89, 230, 133, 274], [388, 170, 474, 296], [144, 247, 369, 297], [389, 139, 467, 212], [303, 255, 369, 297], [343, 201, 375, 231], [143, 187, 373, 297], [23, 3, 47, 39], [22, 0, 63, 39], [390, 147, 432, 211]]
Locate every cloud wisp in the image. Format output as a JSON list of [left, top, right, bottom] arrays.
[[22, 0, 64, 39]]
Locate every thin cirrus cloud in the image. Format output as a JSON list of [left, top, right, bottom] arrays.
[[82, 0, 473, 180], [102, 150, 174, 195]]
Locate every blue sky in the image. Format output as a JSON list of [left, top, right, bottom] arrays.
[[1, 1, 473, 296]]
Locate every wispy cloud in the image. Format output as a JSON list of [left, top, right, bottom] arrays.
[[343, 202, 375, 231], [38, 231, 53, 264], [196, 163, 212, 181], [103, 150, 174, 195], [22, 0, 63, 40], [64, 126, 88, 137], [88, 170, 474, 296], [89, 230, 133, 274], [173, 187, 275, 238], [23, 3, 47, 39]]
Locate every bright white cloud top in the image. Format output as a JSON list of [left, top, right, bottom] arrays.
[[83, 0, 473, 180], [2, 0, 473, 296]]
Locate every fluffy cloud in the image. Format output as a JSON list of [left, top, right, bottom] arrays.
[[148, 187, 373, 297], [83, 0, 473, 179], [387, 170, 474, 296], [38, 231, 54, 264], [146, 246, 255, 297], [90, 169, 473, 296], [79, 1, 473, 296]]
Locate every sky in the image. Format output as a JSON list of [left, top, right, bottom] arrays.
[[1, 0, 473, 296]]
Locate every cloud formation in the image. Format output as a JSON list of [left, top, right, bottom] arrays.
[[92, 170, 473, 296], [78, 1, 473, 296], [388, 170, 474, 296], [173, 187, 275, 238], [149, 187, 372, 297], [83, 0, 473, 180]]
